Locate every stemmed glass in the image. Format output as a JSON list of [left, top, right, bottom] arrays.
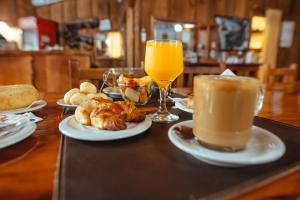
[[144, 39, 184, 122]]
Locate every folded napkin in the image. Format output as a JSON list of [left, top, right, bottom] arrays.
[[0, 112, 42, 130]]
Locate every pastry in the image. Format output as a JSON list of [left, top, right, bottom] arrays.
[[63, 82, 101, 105], [90, 109, 127, 130], [87, 93, 112, 100], [75, 97, 145, 130], [0, 84, 39, 111], [64, 88, 80, 104], [75, 98, 114, 125], [70, 93, 88, 105], [115, 101, 146, 122], [80, 82, 97, 94]]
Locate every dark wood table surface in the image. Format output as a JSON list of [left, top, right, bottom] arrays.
[[0, 89, 300, 200]]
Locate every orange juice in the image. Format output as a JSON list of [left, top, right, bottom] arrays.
[[144, 40, 183, 88]]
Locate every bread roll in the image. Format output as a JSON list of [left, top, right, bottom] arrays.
[[0, 84, 39, 110], [80, 82, 97, 94], [64, 88, 80, 104], [70, 93, 88, 105]]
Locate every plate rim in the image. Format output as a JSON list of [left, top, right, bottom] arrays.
[[0, 100, 47, 114], [102, 87, 122, 97], [0, 123, 37, 149], [59, 115, 152, 141], [173, 98, 193, 113], [56, 99, 78, 108], [168, 120, 286, 166]]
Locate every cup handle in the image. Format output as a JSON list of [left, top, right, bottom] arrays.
[[255, 83, 264, 115]]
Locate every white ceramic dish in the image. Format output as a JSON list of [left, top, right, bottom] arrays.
[[0, 123, 37, 149], [59, 115, 152, 141], [0, 100, 47, 114], [57, 99, 78, 108], [168, 120, 286, 167], [172, 98, 193, 113]]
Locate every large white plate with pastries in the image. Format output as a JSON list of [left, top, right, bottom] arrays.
[[59, 115, 152, 141]]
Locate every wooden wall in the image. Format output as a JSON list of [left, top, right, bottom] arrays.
[[35, 0, 122, 29], [0, 0, 299, 69], [136, 0, 298, 68]]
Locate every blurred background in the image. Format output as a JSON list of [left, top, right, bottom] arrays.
[[0, 0, 299, 92]]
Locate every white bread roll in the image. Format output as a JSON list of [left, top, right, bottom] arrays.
[[80, 82, 97, 94], [70, 93, 88, 105], [0, 84, 39, 110], [64, 88, 80, 104]]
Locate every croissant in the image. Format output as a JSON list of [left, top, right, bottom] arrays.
[[75, 97, 146, 130], [115, 101, 145, 122], [90, 108, 127, 130]]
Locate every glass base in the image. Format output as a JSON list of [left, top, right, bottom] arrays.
[[148, 111, 179, 123]]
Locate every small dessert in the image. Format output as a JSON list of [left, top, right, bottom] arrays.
[[70, 93, 88, 105], [118, 75, 153, 105], [64, 88, 80, 104], [0, 84, 39, 111], [80, 82, 97, 94], [63, 82, 110, 105]]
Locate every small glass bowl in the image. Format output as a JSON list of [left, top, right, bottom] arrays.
[[117, 74, 154, 105]]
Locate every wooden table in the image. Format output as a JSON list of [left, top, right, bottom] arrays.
[[0, 90, 300, 200]]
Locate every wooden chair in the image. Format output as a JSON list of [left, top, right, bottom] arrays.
[[264, 63, 298, 92], [0, 55, 33, 85], [70, 59, 107, 89], [220, 63, 260, 77], [176, 66, 222, 87]]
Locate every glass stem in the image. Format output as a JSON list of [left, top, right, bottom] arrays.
[[158, 87, 168, 114]]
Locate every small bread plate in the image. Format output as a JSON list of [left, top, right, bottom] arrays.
[[102, 87, 122, 98], [168, 120, 285, 167], [59, 115, 152, 141], [171, 98, 193, 114], [57, 99, 78, 108], [0, 123, 37, 149], [0, 100, 47, 114]]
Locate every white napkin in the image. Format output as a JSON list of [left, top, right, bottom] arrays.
[[0, 112, 42, 130]]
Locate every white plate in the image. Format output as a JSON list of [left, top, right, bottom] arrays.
[[0, 100, 47, 114], [0, 123, 37, 149], [168, 120, 286, 167], [172, 98, 193, 113], [57, 99, 78, 108], [59, 115, 152, 141], [102, 87, 122, 98]]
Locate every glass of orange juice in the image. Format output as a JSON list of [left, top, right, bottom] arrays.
[[144, 39, 183, 122]]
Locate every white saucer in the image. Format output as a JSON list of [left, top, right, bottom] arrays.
[[59, 115, 152, 141], [57, 99, 78, 108], [172, 98, 193, 113], [102, 87, 122, 98], [0, 100, 47, 114], [168, 120, 286, 167], [0, 123, 37, 149]]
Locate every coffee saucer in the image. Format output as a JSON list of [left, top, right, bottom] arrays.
[[168, 120, 286, 167]]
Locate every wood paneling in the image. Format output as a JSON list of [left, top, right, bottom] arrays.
[[76, 0, 92, 19], [63, 0, 77, 22], [50, 3, 63, 23], [0, 0, 17, 25], [36, 5, 51, 19], [0, 0, 299, 75]]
